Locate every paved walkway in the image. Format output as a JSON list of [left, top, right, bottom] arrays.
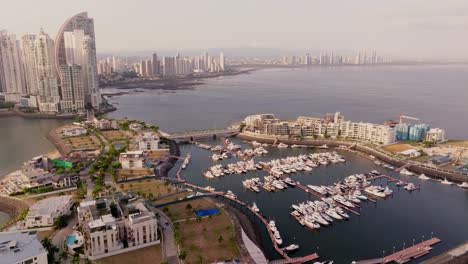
[[148, 207, 179, 264], [241, 228, 268, 264]]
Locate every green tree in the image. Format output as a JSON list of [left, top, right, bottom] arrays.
[[178, 250, 187, 260], [218, 235, 224, 243], [185, 203, 192, 210], [53, 215, 68, 229], [71, 253, 80, 264], [59, 250, 68, 261]]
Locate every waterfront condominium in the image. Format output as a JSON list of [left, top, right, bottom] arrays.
[[59, 65, 85, 112], [0, 30, 26, 102], [55, 12, 101, 112]]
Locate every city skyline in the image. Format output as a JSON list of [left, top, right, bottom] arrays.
[[1, 0, 467, 60]]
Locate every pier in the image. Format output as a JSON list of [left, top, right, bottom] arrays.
[[354, 237, 442, 264]]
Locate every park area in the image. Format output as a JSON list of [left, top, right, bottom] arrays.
[[115, 168, 154, 181], [383, 143, 415, 153], [165, 199, 240, 263], [66, 136, 101, 150], [101, 130, 128, 141], [100, 244, 162, 264], [119, 178, 182, 199]]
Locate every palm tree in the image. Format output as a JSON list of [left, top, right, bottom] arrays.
[[59, 250, 68, 260]]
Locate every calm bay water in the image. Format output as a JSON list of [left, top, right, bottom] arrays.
[[174, 138, 468, 263], [105, 65, 468, 262], [0, 117, 68, 177], [106, 65, 468, 139]]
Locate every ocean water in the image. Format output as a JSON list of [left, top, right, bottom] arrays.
[[106, 65, 468, 139], [105, 65, 468, 262]]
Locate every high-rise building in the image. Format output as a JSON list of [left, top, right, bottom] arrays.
[[152, 53, 159, 75], [59, 65, 85, 113], [0, 30, 26, 102], [55, 12, 100, 111], [162, 56, 176, 77], [219, 52, 225, 71], [35, 30, 60, 112], [21, 35, 39, 95]]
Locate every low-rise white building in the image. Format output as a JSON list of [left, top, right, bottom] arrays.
[[94, 119, 118, 130], [137, 132, 160, 151], [62, 126, 87, 137], [129, 123, 143, 131], [425, 128, 446, 143], [0, 232, 48, 264], [119, 151, 145, 169], [78, 197, 159, 260], [400, 149, 421, 158], [25, 195, 73, 228], [341, 121, 396, 145]]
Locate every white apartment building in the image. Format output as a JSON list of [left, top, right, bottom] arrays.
[[126, 211, 158, 247], [119, 151, 145, 169], [24, 195, 73, 228], [60, 65, 85, 112], [425, 128, 446, 143], [137, 132, 160, 151], [21, 35, 39, 95], [0, 30, 25, 101], [341, 121, 396, 145], [0, 232, 48, 264], [78, 198, 159, 260], [62, 126, 87, 137]]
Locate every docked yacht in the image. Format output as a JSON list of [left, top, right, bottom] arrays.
[[277, 143, 288, 148], [225, 190, 237, 199], [251, 203, 260, 213], [317, 144, 329, 149], [418, 173, 430, 180], [284, 178, 297, 187], [404, 183, 418, 191], [458, 182, 468, 189], [396, 181, 407, 187], [400, 168, 414, 176], [441, 178, 453, 185], [203, 171, 214, 178], [284, 244, 300, 252]]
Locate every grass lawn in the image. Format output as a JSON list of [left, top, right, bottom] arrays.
[[441, 140, 468, 148], [67, 136, 101, 150], [101, 130, 127, 141], [37, 230, 55, 240], [383, 143, 415, 153], [115, 169, 154, 181], [119, 179, 178, 198], [162, 199, 214, 221], [412, 155, 432, 163], [152, 192, 192, 206], [177, 208, 240, 263], [100, 244, 162, 264]]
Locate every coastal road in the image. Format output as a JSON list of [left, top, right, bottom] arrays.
[[148, 207, 179, 264]]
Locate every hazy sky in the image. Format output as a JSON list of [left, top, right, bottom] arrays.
[[1, 0, 467, 59]]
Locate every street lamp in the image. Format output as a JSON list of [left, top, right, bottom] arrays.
[[403, 242, 406, 250], [413, 238, 415, 246]]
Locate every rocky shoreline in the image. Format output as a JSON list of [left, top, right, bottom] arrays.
[[0, 196, 28, 230]]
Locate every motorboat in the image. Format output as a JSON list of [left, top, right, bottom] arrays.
[[441, 178, 453, 185], [396, 181, 407, 187], [404, 183, 418, 191], [252, 203, 260, 213], [458, 182, 468, 189], [419, 173, 430, 180], [284, 244, 300, 252], [203, 171, 214, 178], [400, 168, 414, 176], [277, 143, 288, 149]]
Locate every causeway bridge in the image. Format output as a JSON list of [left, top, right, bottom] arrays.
[[166, 128, 239, 143]]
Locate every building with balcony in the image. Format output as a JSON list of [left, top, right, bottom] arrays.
[[25, 195, 73, 228], [119, 151, 145, 169]]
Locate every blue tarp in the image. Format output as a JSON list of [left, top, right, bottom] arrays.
[[194, 208, 219, 217]]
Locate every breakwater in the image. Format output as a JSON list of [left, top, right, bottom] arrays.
[[0, 196, 28, 230]]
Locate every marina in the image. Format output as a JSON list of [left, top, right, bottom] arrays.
[[171, 137, 468, 263]]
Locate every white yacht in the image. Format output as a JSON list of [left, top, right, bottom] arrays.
[[277, 143, 289, 149], [252, 203, 260, 213], [458, 182, 468, 189], [284, 244, 299, 252], [441, 178, 453, 185], [418, 173, 430, 180], [400, 168, 414, 176], [203, 171, 214, 178]]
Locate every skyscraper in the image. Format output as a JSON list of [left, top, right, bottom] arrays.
[[21, 35, 39, 95], [0, 30, 26, 101], [152, 53, 159, 76], [35, 30, 60, 112], [59, 65, 84, 113], [219, 52, 225, 71], [55, 12, 100, 111]]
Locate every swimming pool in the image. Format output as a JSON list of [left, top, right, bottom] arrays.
[[66, 235, 77, 245]]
